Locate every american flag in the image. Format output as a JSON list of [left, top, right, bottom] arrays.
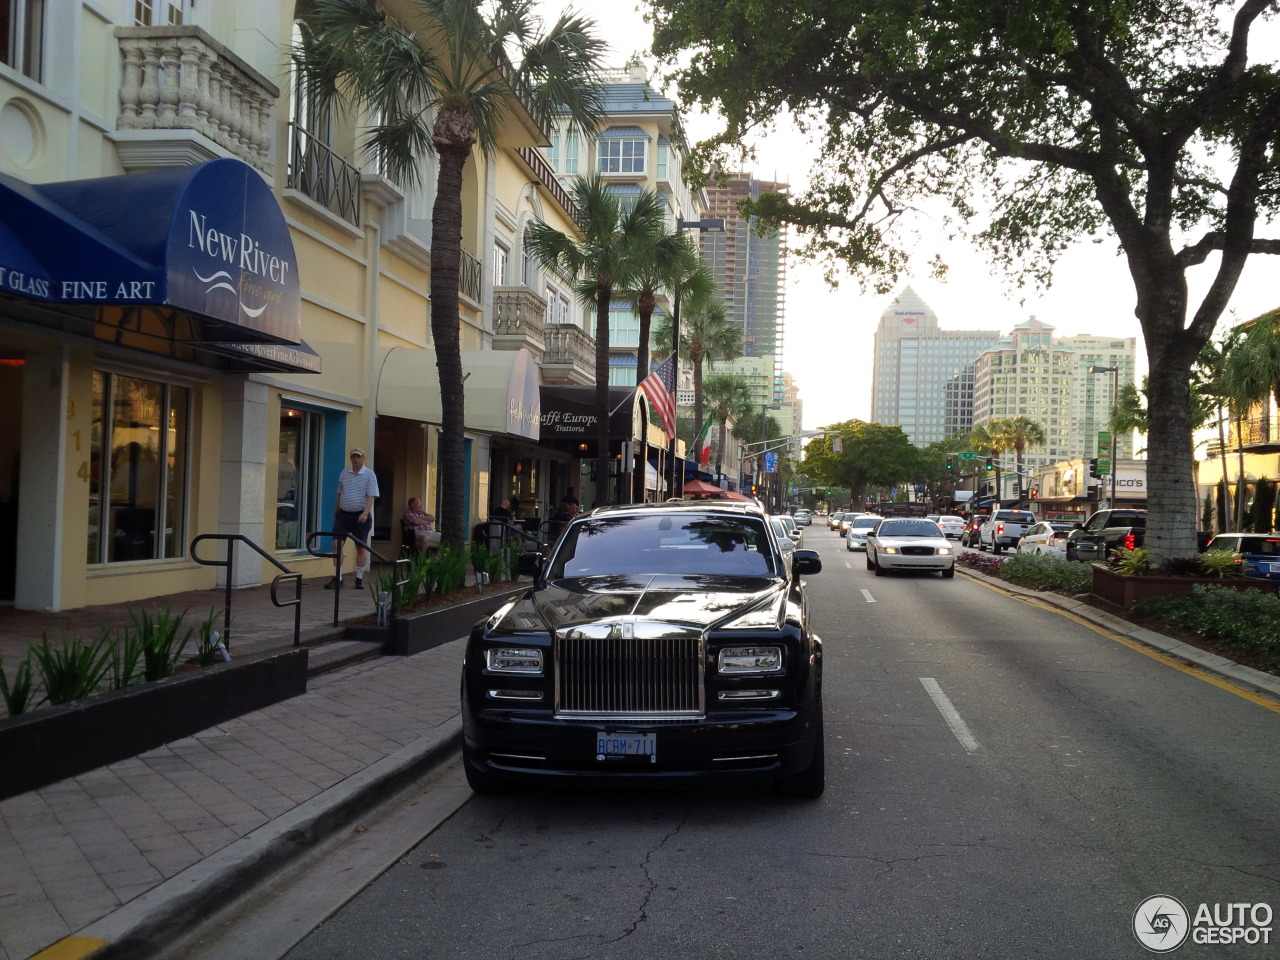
[[639, 353, 677, 437]]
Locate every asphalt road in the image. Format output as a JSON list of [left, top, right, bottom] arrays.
[[266, 524, 1280, 959]]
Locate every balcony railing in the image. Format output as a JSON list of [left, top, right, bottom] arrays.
[[459, 249, 483, 303], [115, 26, 277, 173], [493, 286, 547, 355], [1205, 415, 1280, 457], [541, 323, 595, 383], [287, 122, 361, 225]]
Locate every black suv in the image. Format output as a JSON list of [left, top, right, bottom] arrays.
[[461, 500, 826, 798]]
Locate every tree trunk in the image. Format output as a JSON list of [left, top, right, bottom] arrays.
[[1140, 302, 1202, 563], [594, 285, 612, 506], [430, 139, 472, 548], [636, 289, 655, 382]]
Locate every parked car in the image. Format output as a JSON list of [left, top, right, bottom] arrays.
[[1017, 521, 1076, 557], [1064, 509, 1147, 562], [865, 518, 955, 577], [935, 515, 966, 540], [961, 514, 989, 547], [774, 514, 803, 547], [460, 500, 826, 798], [978, 509, 1038, 553], [1203, 533, 1280, 581], [769, 516, 798, 569], [845, 514, 884, 551]]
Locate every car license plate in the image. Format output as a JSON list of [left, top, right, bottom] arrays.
[[596, 732, 656, 762], [1269, 563, 1280, 573]]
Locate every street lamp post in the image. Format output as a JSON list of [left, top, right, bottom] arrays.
[[668, 216, 726, 499], [1088, 364, 1120, 507]]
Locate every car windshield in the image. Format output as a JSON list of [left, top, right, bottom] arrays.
[[877, 520, 942, 538], [851, 517, 881, 530], [550, 514, 777, 578]]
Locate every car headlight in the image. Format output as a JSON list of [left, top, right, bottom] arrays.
[[880, 546, 899, 554], [485, 647, 544, 674], [937, 546, 953, 555], [718, 645, 783, 674]]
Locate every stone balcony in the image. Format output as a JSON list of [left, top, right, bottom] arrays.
[[540, 323, 595, 384], [114, 26, 277, 174], [492, 286, 547, 356]]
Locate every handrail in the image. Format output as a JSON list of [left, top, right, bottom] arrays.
[[190, 534, 303, 648], [306, 531, 409, 629]]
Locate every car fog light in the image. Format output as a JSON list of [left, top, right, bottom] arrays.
[[718, 689, 780, 700], [718, 645, 783, 673], [488, 689, 544, 701], [485, 647, 543, 674]]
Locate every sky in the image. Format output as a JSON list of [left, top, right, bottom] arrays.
[[539, 1, 1280, 432]]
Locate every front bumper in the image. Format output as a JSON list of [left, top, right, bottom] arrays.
[[877, 554, 955, 571], [462, 697, 821, 788]]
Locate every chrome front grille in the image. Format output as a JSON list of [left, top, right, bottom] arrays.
[[556, 628, 704, 719]]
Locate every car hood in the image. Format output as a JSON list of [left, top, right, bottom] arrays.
[[489, 574, 787, 635]]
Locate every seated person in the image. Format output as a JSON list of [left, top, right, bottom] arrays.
[[402, 497, 440, 550], [490, 498, 513, 522]]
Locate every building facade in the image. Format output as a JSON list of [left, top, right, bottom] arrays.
[[0, 0, 632, 611]]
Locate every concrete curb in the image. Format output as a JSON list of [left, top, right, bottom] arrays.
[[75, 719, 463, 959], [957, 566, 1280, 703]]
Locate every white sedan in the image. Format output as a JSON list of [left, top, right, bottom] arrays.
[[1017, 521, 1076, 557], [845, 514, 883, 551], [865, 518, 956, 578], [935, 515, 967, 539]]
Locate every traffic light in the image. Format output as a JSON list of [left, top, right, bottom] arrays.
[[1088, 458, 1101, 479], [984, 456, 994, 472], [1030, 487, 1038, 500], [945, 456, 954, 471]]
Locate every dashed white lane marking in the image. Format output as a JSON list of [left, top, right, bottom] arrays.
[[920, 677, 982, 754], [860, 589, 875, 603]]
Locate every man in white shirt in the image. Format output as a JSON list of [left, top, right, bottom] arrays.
[[326, 447, 380, 590]]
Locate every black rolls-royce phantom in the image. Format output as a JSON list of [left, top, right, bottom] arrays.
[[461, 499, 825, 798]]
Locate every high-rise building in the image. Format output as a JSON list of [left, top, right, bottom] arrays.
[[971, 318, 1137, 471], [870, 286, 1002, 446]]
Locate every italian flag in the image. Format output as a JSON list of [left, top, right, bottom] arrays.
[[695, 415, 715, 468]]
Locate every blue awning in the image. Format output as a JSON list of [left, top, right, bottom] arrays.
[[0, 158, 301, 346]]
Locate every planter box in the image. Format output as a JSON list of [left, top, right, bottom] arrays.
[[389, 584, 527, 656], [0, 647, 308, 801], [1090, 563, 1280, 609]]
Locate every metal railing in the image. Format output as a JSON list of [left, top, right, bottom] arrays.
[[190, 534, 303, 648], [287, 121, 361, 225], [306, 531, 409, 629], [459, 249, 483, 302]]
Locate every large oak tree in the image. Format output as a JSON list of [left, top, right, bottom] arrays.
[[649, 0, 1280, 564]]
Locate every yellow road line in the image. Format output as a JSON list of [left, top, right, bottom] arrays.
[[963, 571, 1280, 714], [28, 937, 108, 960]]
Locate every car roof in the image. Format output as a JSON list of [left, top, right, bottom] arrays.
[[590, 499, 767, 518]]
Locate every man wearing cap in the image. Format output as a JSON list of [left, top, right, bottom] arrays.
[[327, 448, 380, 590]]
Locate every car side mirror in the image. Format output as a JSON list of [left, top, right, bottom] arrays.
[[792, 549, 822, 577]]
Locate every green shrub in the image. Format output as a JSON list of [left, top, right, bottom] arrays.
[[1132, 585, 1280, 671], [993, 552, 1094, 594], [193, 608, 226, 666], [30, 630, 113, 705], [1197, 549, 1244, 579], [1113, 547, 1152, 575], [109, 621, 146, 690], [129, 606, 192, 682], [434, 543, 469, 595], [0, 654, 39, 716]]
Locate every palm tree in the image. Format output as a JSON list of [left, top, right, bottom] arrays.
[[293, 0, 607, 546], [624, 231, 700, 382], [702, 375, 755, 475], [968, 420, 1006, 502], [525, 175, 667, 499], [1002, 415, 1047, 499]]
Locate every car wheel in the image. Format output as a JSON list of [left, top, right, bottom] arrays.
[[866, 554, 875, 570], [1066, 543, 1077, 562], [977, 540, 987, 552], [992, 542, 1003, 554], [775, 714, 825, 799], [847, 540, 855, 551], [942, 565, 955, 578], [873, 560, 885, 576], [463, 749, 516, 795]]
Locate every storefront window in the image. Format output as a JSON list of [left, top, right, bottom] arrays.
[[87, 372, 189, 563], [277, 406, 323, 550]]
